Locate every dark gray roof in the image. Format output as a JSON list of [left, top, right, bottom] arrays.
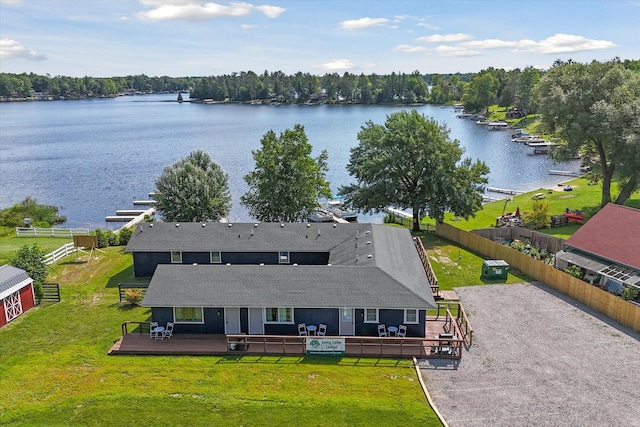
[[143, 264, 434, 309], [0, 264, 32, 298], [132, 222, 435, 309]]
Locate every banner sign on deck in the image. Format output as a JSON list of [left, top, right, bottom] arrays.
[[305, 337, 345, 356]]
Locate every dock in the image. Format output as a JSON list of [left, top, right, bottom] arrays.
[[486, 187, 525, 195], [133, 200, 157, 206], [383, 207, 412, 219], [549, 170, 581, 177], [105, 206, 155, 230]]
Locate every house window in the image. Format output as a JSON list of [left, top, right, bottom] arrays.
[[4, 291, 23, 322], [210, 251, 221, 263], [265, 307, 293, 323], [404, 309, 419, 324], [364, 308, 378, 323], [171, 251, 182, 263], [279, 251, 290, 264], [174, 307, 203, 323]]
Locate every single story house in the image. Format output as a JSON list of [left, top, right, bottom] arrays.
[[125, 222, 436, 337], [0, 265, 36, 328], [554, 203, 640, 294]]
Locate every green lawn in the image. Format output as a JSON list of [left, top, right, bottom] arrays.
[[0, 235, 73, 265], [0, 247, 441, 426]]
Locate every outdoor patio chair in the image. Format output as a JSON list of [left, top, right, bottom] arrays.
[[317, 323, 327, 336], [150, 322, 159, 339], [378, 324, 387, 337], [163, 322, 174, 339], [397, 325, 407, 337], [298, 323, 308, 336]]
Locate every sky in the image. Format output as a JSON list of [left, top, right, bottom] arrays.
[[1, 0, 639, 78]]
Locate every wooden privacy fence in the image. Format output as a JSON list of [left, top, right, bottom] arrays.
[[472, 227, 565, 254], [436, 222, 640, 332]]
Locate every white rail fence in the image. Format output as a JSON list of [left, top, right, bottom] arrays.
[[16, 227, 90, 237], [43, 243, 77, 265]]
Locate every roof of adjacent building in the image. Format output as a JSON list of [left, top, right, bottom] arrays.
[[0, 264, 32, 300], [564, 203, 640, 270], [132, 222, 435, 309]]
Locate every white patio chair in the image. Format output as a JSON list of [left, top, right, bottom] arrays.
[[163, 322, 174, 339], [397, 325, 407, 337], [377, 324, 387, 337], [317, 323, 327, 336], [150, 322, 159, 339], [298, 323, 308, 336]]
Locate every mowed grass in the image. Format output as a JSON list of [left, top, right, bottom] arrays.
[[0, 235, 72, 265], [0, 247, 441, 426]]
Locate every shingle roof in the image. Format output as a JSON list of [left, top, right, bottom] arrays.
[[0, 264, 32, 300], [564, 204, 640, 270], [143, 264, 434, 309], [133, 222, 435, 309]]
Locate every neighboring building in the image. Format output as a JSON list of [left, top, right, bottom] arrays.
[[125, 222, 436, 337], [0, 265, 36, 328], [554, 204, 640, 294]]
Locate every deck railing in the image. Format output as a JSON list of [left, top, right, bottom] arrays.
[[436, 302, 474, 348], [413, 237, 440, 298]]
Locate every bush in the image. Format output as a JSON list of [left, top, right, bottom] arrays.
[[383, 213, 396, 223], [118, 227, 133, 245], [621, 287, 639, 302], [565, 264, 582, 278], [10, 244, 48, 287], [123, 288, 144, 305]]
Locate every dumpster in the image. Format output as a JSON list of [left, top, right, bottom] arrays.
[[481, 260, 509, 280]]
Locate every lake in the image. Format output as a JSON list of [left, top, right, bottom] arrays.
[[0, 94, 580, 228]]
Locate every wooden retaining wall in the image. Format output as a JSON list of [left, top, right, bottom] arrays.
[[436, 222, 640, 332]]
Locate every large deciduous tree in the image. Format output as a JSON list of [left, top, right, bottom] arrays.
[[154, 150, 231, 222], [339, 110, 489, 231], [241, 124, 331, 222], [537, 59, 640, 206]]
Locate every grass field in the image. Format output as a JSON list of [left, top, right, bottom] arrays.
[[0, 235, 72, 265], [0, 247, 441, 426]]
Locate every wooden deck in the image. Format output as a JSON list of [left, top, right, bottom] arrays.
[[109, 317, 465, 359]]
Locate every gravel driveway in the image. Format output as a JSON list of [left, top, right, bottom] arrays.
[[419, 282, 640, 427]]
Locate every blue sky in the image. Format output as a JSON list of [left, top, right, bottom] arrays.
[[1, 0, 638, 77]]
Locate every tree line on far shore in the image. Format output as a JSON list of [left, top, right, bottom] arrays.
[[3, 58, 637, 114]]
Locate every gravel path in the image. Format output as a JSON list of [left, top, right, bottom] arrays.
[[419, 282, 640, 427]]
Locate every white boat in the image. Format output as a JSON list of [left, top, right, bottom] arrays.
[[488, 122, 509, 130], [325, 198, 358, 222], [309, 208, 334, 222], [476, 119, 490, 125]]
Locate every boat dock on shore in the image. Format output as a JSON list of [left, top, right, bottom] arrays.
[[486, 187, 525, 195], [105, 206, 155, 230], [549, 170, 581, 177]]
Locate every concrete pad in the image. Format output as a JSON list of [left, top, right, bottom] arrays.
[[419, 282, 640, 427]]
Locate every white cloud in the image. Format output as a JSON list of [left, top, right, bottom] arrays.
[[241, 24, 261, 29], [435, 45, 481, 57], [416, 22, 440, 30], [393, 44, 429, 53], [417, 33, 473, 43], [524, 33, 616, 54], [340, 17, 388, 30], [312, 59, 355, 71], [460, 34, 615, 54], [0, 0, 23, 4], [138, 1, 285, 21], [0, 39, 47, 61]]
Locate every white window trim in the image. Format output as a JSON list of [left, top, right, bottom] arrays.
[[170, 251, 182, 264], [279, 251, 290, 264], [364, 308, 378, 323], [173, 306, 204, 324], [404, 309, 419, 324], [210, 251, 221, 263], [264, 307, 294, 324]]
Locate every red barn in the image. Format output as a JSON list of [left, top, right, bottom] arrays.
[[0, 265, 36, 328]]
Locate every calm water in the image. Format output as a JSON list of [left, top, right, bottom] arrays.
[[0, 94, 579, 228]]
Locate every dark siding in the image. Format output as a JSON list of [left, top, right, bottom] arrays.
[[151, 307, 224, 334], [264, 323, 298, 335], [293, 308, 339, 334], [133, 252, 171, 277], [182, 252, 210, 265], [290, 252, 330, 265], [223, 252, 278, 265], [240, 308, 248, 334]]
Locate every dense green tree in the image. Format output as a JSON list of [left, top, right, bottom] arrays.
[[0, 197, 66, 227], [154, 150, 231, 222], [461, 72, 500, 112], [515, 66, 541, 113], [241, 124, 331, 222], [10, 244, 48, 294], [537, 59, 640, 206], [339, 110, 489, 231]]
